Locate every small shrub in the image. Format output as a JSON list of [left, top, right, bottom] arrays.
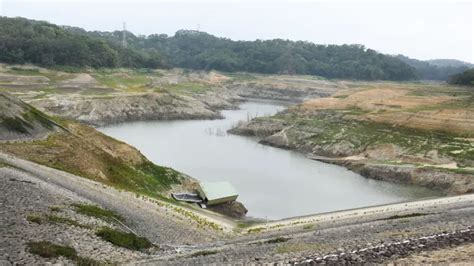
[[27, 214, 43, 224], [247, 227, 264, 234], [189, 250, 219, 257], [27, 241, 76, 259], [76, 256, 102, 266], [96, 227, 152, 250], [47, 215, 91, 229], [265, 237, 290, 244], [27, 241, 102, 265], [72, 203, 122, 222], [49, 206, 61, 212], [303, 224, 314, 230]]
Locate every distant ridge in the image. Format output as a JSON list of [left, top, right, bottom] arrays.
[[396, 55, 471, 81], [0, 16, 469, 81], [0, 16, 415, 81]]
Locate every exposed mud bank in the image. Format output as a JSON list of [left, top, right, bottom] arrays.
[[28, 90, 240, 126], [230, 113, 474, 195], [227, 75, 341, 102]]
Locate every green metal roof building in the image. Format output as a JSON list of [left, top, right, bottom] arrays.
[[197, 181, 238, 206]]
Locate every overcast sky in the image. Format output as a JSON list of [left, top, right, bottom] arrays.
[[1, 0, 472, 63]]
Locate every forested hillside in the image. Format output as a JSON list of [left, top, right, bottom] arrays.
[[396, 55, 471, 81], [0, 16, 427, 81], [448, 69, 474, 86], [79, 29, 417, 80], [0, 17, 166, 69]]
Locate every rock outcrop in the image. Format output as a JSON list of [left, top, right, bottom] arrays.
[[207, 201, 248, 218], [230, 108, 474, 195], [29, 92, 237, 126]]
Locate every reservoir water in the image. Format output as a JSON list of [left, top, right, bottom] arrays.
[[99, 101, 441, 219]]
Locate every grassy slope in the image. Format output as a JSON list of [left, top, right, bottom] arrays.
[[0, 66, 217, 98], [0, 113, 182, 196], [258, 83, 474, 171]]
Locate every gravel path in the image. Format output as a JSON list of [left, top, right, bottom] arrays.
[[0, 152, 224, 246], [1, 151, 473, 264], [150, 207, 474, 264], [0, 167, 148, 264]]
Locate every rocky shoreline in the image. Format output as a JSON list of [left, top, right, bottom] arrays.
[[229, 110, 474, 195], [2, 66, 473, 264], [28, 89, 242, 127]]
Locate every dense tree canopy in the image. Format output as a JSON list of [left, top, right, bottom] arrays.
[[81, 29, 419, 80], [396, 55, 471, 81], [448, 69, 474, 86], [3, 16, 461, 81], [0, 17, 166, 68]]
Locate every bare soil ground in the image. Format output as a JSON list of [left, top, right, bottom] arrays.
[[302, 84, 474, 136]]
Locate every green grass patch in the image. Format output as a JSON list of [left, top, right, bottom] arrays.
[[124, 86, 148, 93], [8, 67, 40, 75], [0, 127, 182, 202], [47, 215, 91, 229], [27, 241, 101, 265], [1, 105, 55, 134], [96, 227, 152, 250], [275, 110, 474, 165], [303, 224, 314, 230], [27, 241, 76, 259], [93, 73, 149, 90], [137, 161, 180, 190], [75, 256, 102, 266], [21, 107, 55, 129], [72, 203, 122, 222], [27, 214, 43, 224], [247, 227, 264, 234]]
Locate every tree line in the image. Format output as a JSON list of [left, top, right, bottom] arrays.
[[448, 69, 474, 86], [85, 29, 418, 80], [396, 55, 472, 81], [2, 16, 469, 82], [0, 17, 166, 69]]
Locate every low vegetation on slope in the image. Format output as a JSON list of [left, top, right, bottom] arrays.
[[232, 82, 474, 193], [0, 93, 184, 195]]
